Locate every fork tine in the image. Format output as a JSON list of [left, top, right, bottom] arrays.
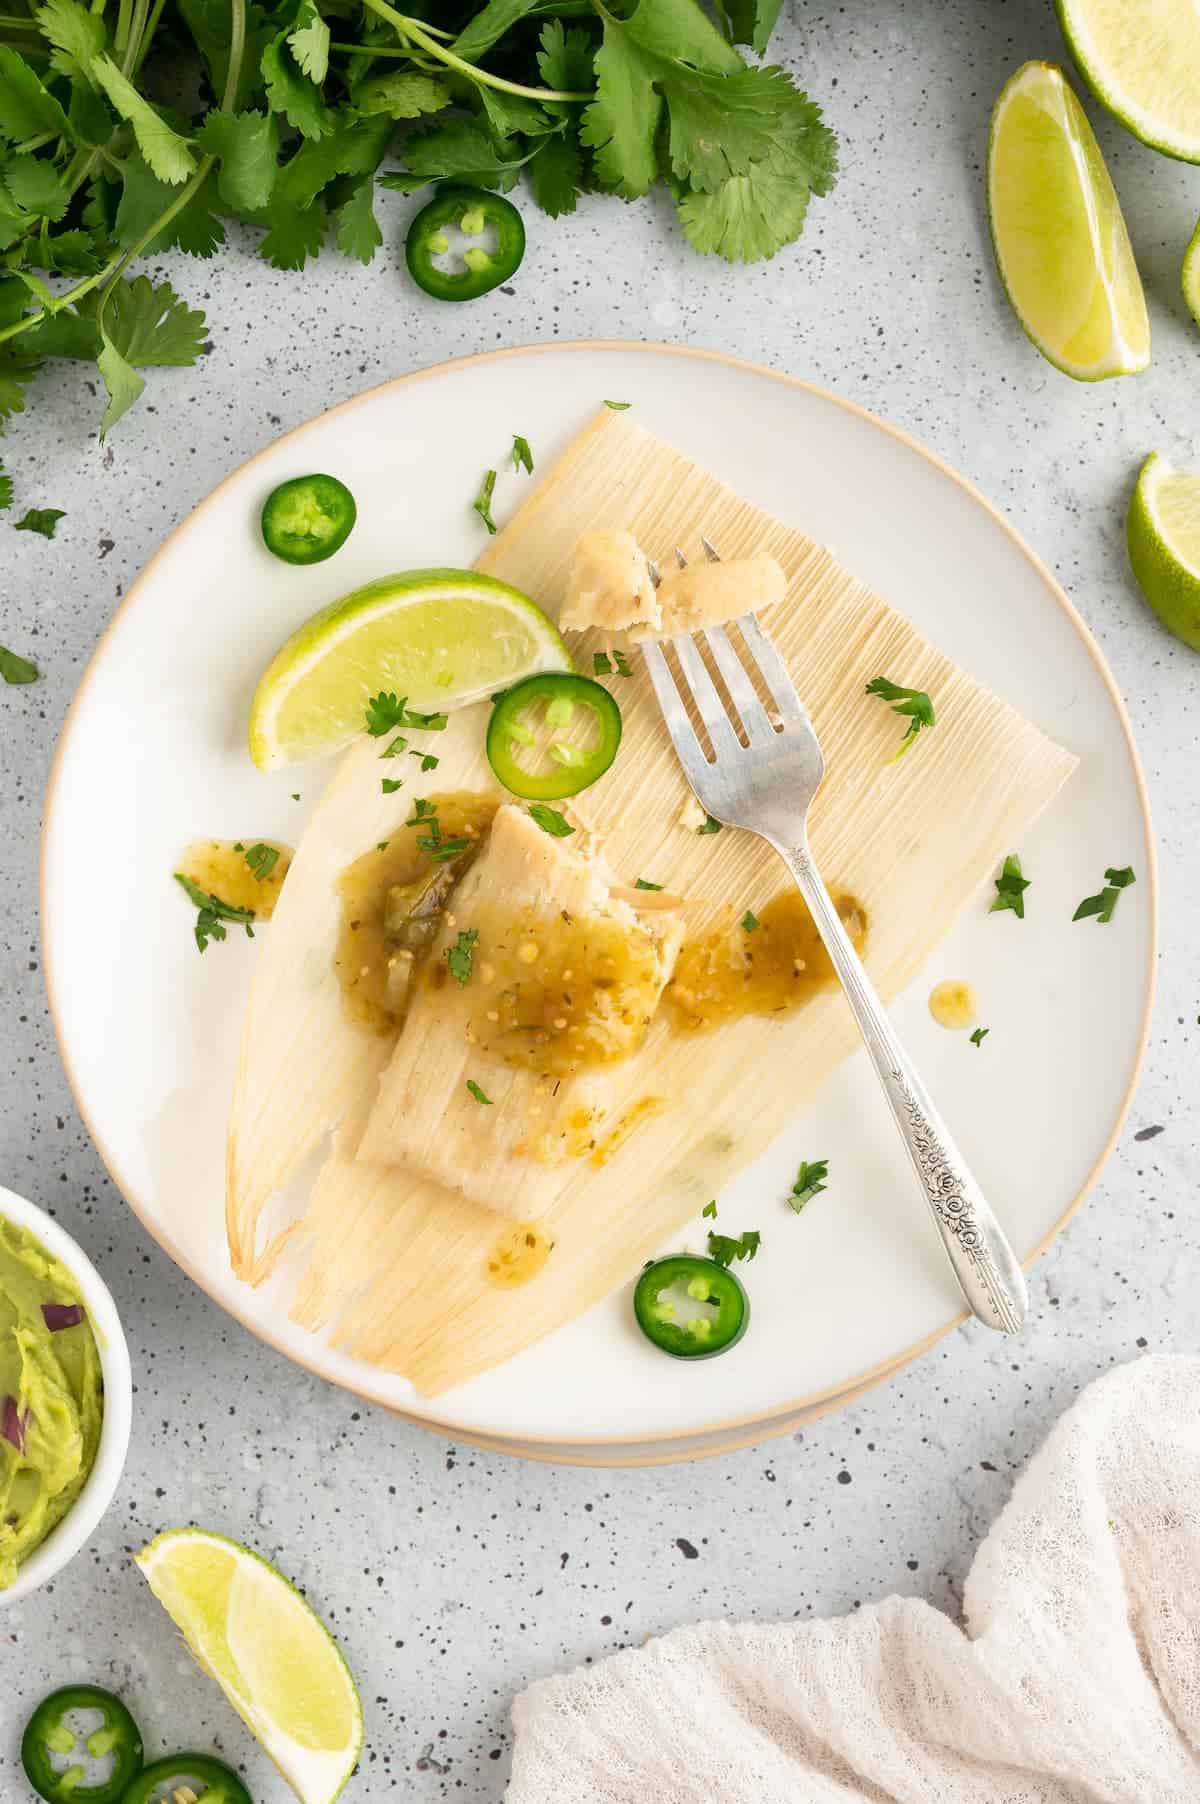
[[700, 535, 720, 562], [701, 625, 776, 744], [639, 640, 712, 785], [674, 546, 688, 568], [671, 633, 742, 758], [736, 611, 807, 723]]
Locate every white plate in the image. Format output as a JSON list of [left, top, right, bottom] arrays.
[[41, 344, 1155, 1460]]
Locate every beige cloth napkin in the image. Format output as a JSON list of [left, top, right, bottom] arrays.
[[508, 1356, 1200, 1801]]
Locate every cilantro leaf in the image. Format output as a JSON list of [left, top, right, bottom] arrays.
[[594, 652, 613, 675], [352, 72, 449, 120], [393, 121, 528, 190], [244, 842, 279, 881], [707, 1228, 760, 1266], [174, 872, 255, 953], [381, 776, 403, 795], [15, 506, 64, 537], [0, 47, 73, 142], [0, 463, 11, 509], [969, 1027, 989, 1047], [196, 110, 279, 211], [990, 853, 1030, 921], [261, 20, 335, 140], [603, 399, 631, 410], [788, 1157, 828, 1212], [96, 275, 208, 437], [333, 174, 382, 263], [367, 693, 407, 736], [0, 644, 38, 684], [35, 0, 106, 86], [452, 0, 547, 62], [466, 1078, 492, 1106], [426, 836, 470, 864], [511, 434, 533, 475], [473, 467, 498, 533], [91, 55, 198, 184], [406, 796, 438, 825], [287, 1, 329, 83], [537, 19, 595, 96], [115, 154, 225, 258], [529, 804, 574, 838], [697, 814, 722, 835], [380, 733, 407, 757], [446, 928, 478, 985], [865, 676, 935, 758], [741, 909, 759, 932], [612, 648, 632, 677], [581, 24, 661, 199], [258, 196, 326, 269], [634, 877, 663, 890], [5, 156, 70, 222], [410, 751, 439, 772], [701, 1199, 717, 1219]]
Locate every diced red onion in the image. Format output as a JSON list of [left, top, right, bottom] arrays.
[[41, 1302, 84, 1332], [1, 1395, 25, 1453]]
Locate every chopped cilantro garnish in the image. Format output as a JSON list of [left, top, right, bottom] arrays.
[[1074, 865, 1136, 924], [741, 909, 759, 933], [511, 435, 533, 476], [990, 853, 1030, 920], [174, 873, 255, 954], [14, 507, 65, 539], [376, 840, 389, 852], [446, 929, 478, 986], [788, 1158, 828, 1213], [528, 804, 574, 838], [473, 467, 498, 534], [427, 837, 470, 864], [593, 651, 614, 676], [0, 646, 39, 685], [865, 676, 935, 758], [244, 843, 279, 882], [603, 400, 631, 410], [366, 695, 449, 737], [707, 1229, 761, 1267], [634, 878, 663, 891], [969, 1027, 990, 1047], [613, 648, 633, 677], [698, 814, 722, 835], [466, 1079, 493, 1106], [381, 735, 408, 758], [407, 798, 438, 826], [382, 777, 404, 794], [410, 751, 439, 772], [701, 1200, 717, 1219]]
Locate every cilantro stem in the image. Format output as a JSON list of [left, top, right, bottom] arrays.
[[359, 0, 591, 101], [130, 0, 170, 77], [119, 0, 150, 74]]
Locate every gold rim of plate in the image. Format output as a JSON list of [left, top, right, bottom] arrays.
[[38, 342, 1159, 1464]]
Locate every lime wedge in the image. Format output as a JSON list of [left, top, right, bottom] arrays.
[[987, 62, 1150, 381], [1058, 0, 1200, 161], [136, 1528, 362, 1804], [1126, 452, 1200, 651], [249, 567, 571, 770], [1184, 218, 1200, 328]]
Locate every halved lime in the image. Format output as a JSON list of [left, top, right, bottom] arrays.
[[136, 1528, 362, 1804], [249, 567, 571, 770], [1184, 218, 1200, 328], [1126, 452, 1200, 650], [987, 62, 1150, 381], [1058, 0, 1200, 162]]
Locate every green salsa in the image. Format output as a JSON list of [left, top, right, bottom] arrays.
[[0, 1217, 103, 1588]]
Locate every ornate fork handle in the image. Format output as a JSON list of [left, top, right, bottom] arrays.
[[778, 838, 1028, 1334]]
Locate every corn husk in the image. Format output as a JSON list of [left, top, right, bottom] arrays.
[[227, 411, 1077, 1394]]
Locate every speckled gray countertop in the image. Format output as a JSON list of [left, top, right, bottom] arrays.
[[2, 0, 1198, 1795]]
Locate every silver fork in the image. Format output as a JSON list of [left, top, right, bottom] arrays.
[[642, 542, 1027, 1334]]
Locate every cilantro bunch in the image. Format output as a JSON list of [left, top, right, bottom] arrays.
[[0, 0, 836, 489]]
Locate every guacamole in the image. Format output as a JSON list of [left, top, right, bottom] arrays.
[[0, 1217, 103, 1588]]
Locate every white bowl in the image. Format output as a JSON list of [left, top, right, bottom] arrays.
[[0, 1184, 132, 1604]]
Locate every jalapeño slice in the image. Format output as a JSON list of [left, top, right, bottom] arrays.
[[21, 1686, 144, 1804], [633, 1255, 750, 1360], [487, 673, 621, 800], [260, 474, 357, 565], [406, 186, 525, 302], [118, 1752, 252, 1804]]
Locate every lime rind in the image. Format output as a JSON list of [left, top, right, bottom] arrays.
[[248, 567, 571, 771], [1183, 219, 1200, 328], [136, 1527, 363, 1804], [987, 62, 1150, 382], [1057, 0, 1200, 163], [1126, 452, 1200, 652]]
